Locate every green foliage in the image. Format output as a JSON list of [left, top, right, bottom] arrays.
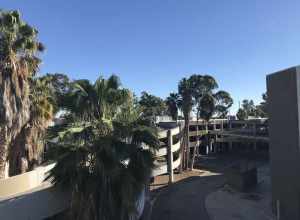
[[29, 76, 54, 124], [236, 108, 247, 120], [178, 77, 194, 120], [46, 75, 159, 220], [0, 10, 44, 76], [179, 74, 233, 122], [256, 93, 268, 118], [237, 94, 268, 120], [177, 74, 233, 170], [139, 91, 167, 122], [40, 73, 71, 113], [61, 74, 131, 121], [165, 93, 180, 121]]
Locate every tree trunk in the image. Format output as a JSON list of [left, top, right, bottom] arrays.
[[0, 127, 8, 179], [190, 116, 200, 170], [0, 68, 31, 178], [9, 122, 44, 176], [205, 121, 209, 155], [180, 117, 189, 171], [184, 117, 190, 170]]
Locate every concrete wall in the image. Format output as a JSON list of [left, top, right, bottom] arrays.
[[0, 186, 70, 220], [0, 163, 55, 198], [267, 66, 300, 220], [0, 163, 71, 220]]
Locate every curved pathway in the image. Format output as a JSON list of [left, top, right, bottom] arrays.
[[151, 172, 225, 220]]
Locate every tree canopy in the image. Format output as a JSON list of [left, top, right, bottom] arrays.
[[139, 91, 167, 122], [46, 75, 159, 220]]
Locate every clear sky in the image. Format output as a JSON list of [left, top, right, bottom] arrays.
[[2, 0, 300, 113]]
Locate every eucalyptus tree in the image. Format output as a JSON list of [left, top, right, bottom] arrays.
[[139, 91, 167, 123], [242, 99, 256, 118], [46, 75, 159, 220], [256, 93, 268, 118], [236, 94, 268, 120], [165, 92, 180, 121], [41, 73, 71, 112], [0, 10, 44, 178], [236, 108, 247, 120], [177, 74, 233, 170], [189, 74, 233, 169]]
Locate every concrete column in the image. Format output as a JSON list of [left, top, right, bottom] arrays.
[[253, 142, 257, 151], [229, 122, 233, 151], [253, 124, 257, 151], [267, 66, 300, 220], [167, 129, 174, 183], [209, 139, 213, 153], [196, 123, 200, 157]]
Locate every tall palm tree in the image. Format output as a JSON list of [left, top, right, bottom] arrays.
[[0, 10, 44, 178], [9, 76, 54, 175], [46, 75, 159, 220], [63, 75, 130, 121], [165, 93, 179, 121], [178, 78, 194, 170]]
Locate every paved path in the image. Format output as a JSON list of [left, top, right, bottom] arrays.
[[151, 173, 225, 220], [205, 165, 274, 220]]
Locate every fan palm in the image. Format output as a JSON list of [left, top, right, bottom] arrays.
[[178, 78, 194, 170], [46, 75, 159, 220], [9, 76, 54, 175], [165, 93, 179, 121], [63, 75, 130, 121], [0, 10, 44, 178]]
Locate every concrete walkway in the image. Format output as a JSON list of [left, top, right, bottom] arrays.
[[205, 165, 275, 220], [205, 188, 274, 220], [151, 172, 225, 220]]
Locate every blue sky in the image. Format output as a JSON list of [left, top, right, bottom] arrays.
[[2, 0, 300, 113]]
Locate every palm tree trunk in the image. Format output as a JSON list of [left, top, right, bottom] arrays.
[[0, 128, 8, 179], [180, 117, 189, 171], [8, 125, 29, 176], [0, 68, 31, 178], [190, 114, 200, 170], [185, 117, 190, 170], [205, 121, 209, 155]]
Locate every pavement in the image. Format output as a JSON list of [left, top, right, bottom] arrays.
[[150, 154, 274, 220], [151, 171, 225, 220], [205, 165, 275, 220], [205, 188, 274, 220]]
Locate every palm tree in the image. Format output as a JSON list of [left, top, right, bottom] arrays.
[[62, 75, 130, 121], [46, 75, 159, 220], [178, 78, 194, 170], [9, 76, 54, 175], [0, 10, 44, 178], [165, 93, 179, 121]]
